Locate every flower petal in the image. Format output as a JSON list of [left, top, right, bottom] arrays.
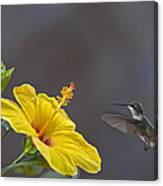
[[13, 84, 37, 123], [1, 98, 37, 136], [33, 93, 59, 130], [32, 136, 77, 176], [45, 109, 76, 136], [53, 130, 101, 174]]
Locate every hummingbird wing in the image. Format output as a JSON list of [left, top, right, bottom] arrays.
[[101, 113, 137, 134]]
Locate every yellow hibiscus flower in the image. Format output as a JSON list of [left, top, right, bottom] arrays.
[[1, 83, 101, 176]]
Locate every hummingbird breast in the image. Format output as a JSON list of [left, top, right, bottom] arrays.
[[136, 127, 156, 149]]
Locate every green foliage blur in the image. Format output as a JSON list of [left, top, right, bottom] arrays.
[[1, 61, 14, 93]]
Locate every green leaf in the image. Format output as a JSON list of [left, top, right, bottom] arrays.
[[1, 120, 11, 131], [39, 169, 68, 178], [1, 62, 6, 73], [14, 157, 47, 176], [1, 61, 14, 93], [39, 168, 80, 179], [14, 165, 43, 177]]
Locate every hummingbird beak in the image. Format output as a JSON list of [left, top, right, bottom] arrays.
[[112, 102, 129, 107]]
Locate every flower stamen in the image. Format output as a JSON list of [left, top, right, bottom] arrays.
[[38, 82, 75, 138]]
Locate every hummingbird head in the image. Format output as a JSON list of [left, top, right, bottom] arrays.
[[112, 101, 144, 121], [128, 102, 144, 121], [129, 102, 144, 114]]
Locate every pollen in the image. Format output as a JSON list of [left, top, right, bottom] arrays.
[[57, 82, 75, 107]]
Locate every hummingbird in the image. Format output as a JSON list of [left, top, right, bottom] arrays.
[[101, 101, 157, 151]]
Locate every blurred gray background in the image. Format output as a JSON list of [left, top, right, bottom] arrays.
[[1, 1, 157, 180]]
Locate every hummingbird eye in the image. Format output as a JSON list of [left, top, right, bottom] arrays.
[[132, 103, 143, 114], [131, 103, 137, 109]]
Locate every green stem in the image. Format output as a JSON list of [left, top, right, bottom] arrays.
[[1, 130, 10, 140], [1, 150, 26, 176]]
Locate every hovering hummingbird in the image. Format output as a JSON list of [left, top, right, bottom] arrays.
[[101, 101, 157, 151]]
